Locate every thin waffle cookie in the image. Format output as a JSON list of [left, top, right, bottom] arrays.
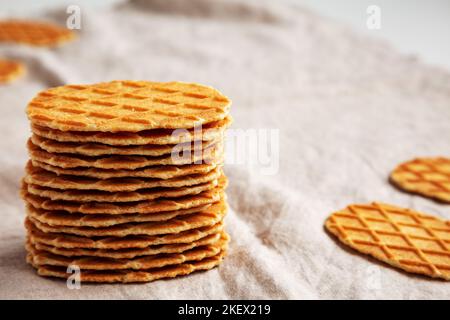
[[27, 201, 227, 237], [28, 232, 223, 259], [30, 159, 221, 179], [25, 218, 224, 249], [24, 162, 222, 192], [28, 139, 223, 169], [26, 81, 231, 132], [27, 250, 226, 283], [22, 185, 224, 215], [25, 203, 213, 227], [31, 134, 217, 157], [31, 116, 231, 146], [390, 157, 450, 203], [24, 179, 219, 202], [325, 202, 450, 280], [0, 19, 75, 46], [0, 58, 24, 83], [26, 232, 228, 270]]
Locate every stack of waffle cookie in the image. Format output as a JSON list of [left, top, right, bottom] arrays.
[[21, 80, 232, 283]]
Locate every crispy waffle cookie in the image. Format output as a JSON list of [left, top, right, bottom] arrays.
[[27, 250, 226, 283], [390, 157, 450, 203], [31, 134, 216, 157], [25, 218, 224, 249], [325, 202, 450, 280], [27, 200, 227, 237], [30, 159, 221, 179], [0, 59, 24, 83], [31, 116, 231, 146], [26, 81, 231, 132], [26, 232, 229, 270], [28, 232, 223, 259], [0, 19, 75, 46], [22, 186, 224, 215], [24, 179, 219, 202], [24, 162, 222, 192], [28, 139, 223, 169]]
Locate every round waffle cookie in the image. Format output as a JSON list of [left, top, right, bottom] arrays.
[[26, 232, 229, 270], [24, 178, 220, 202], [390, 157, 450, 203], [24, 162, 223, 192], [30, 159, 221, 179], [26, 200, 227, 237], [31, 116, 231, 146], [26, 81, 231, 132], [0, 58, 24, 83], [0, 19, 75, 46], [27, 139, 223, 169], [28, 231, 223, 259], [27, 250, 227, 283], [25, 218, 225, 250], [31, 134, 217, 157], [325, 202, 450, 281]]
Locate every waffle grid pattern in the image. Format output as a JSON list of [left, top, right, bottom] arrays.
[[27, 81, 231, 132], [390, 157, 450, 203], [0, 20, 74, 46], [326, 202, 450, 280]]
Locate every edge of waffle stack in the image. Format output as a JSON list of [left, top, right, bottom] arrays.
[[22, 80, 232, 283]]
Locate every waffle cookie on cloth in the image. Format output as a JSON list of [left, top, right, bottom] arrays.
[[21, 80, 232, 283]]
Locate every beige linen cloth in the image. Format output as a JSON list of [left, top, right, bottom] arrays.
[[1, 0, 450, 299]]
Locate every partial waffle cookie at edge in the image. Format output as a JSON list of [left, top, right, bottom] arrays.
[[325, 202, 450, 280], [0, 19, 75, 46], [26, 81, 231, 132], [390, 157, 450, 203], [0, 59, 24, 83]]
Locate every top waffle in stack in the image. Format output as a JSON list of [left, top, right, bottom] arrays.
[[22, 80, 232, 283]]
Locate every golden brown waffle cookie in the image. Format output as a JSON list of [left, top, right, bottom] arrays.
[[0, 58, 24, 83], [24, 162, 222, 192], [27, 81, 231, 132], [390, 157, 450, 203], [24, 178, 219, 202], [25, 202, 213, 227], [30, 159, 221, 179], [26, 232, 228, 270], [28, 232, 222, 259], [31, 116, 231, 146], [22, 185, 224, 215], [27, 250, 226, 283], [325, 202, 450, 280], [0, 19, 75, 46], [27, 139, 223, 169], [27, 201, 226, 237], [31, 134, 217, 157], [25, 218, 224, 249]]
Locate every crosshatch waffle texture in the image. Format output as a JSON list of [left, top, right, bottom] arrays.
[[0, 59, 24, 83], [325, 202, 450, 280], [0, 19, 75, 46], [27, 81, 231, 132], [390, 157, 450, 203], [22, 80, 231, 283]]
